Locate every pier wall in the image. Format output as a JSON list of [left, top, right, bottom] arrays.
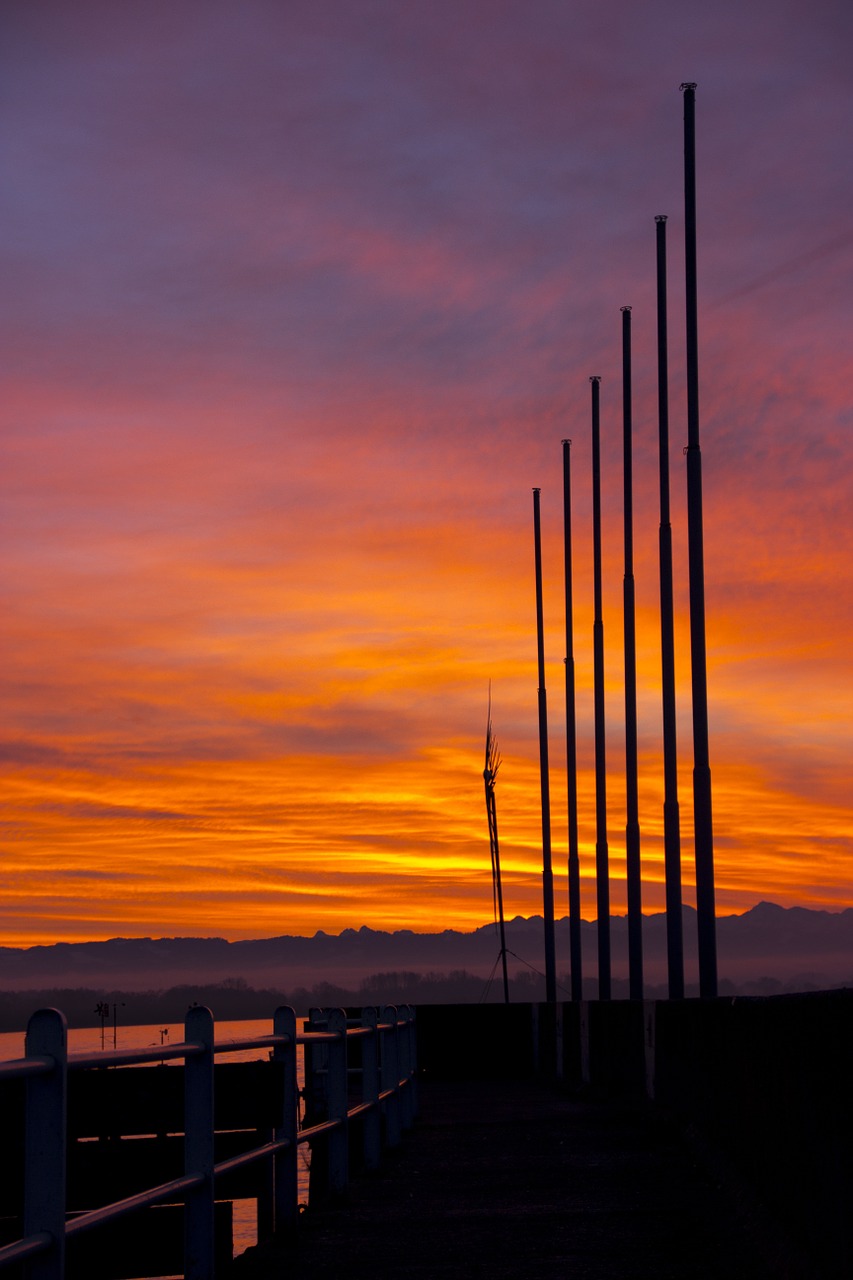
[[418, 990, 851, 1274]]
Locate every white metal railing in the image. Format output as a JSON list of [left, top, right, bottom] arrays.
[[0, 1003, 417, 1279]]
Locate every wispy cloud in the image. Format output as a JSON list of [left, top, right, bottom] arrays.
[[1, 1, 850, 944]]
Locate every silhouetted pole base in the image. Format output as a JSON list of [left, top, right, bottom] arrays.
[[693, 764, 717, 998], [626, 820, 643, 1001], [663, 799, 685, 999]]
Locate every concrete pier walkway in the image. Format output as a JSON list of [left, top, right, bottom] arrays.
[[231, 1078, 810, 1279]]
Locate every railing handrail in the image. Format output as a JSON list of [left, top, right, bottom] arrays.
[[67, 1040, 205, 1070], [0, 1055, 53, 1080], [66, 1030, 298, 1071], [0, 1003, 418, 1279], [64, 1172, 204, 1240], [0, 1030, 385, 1082]]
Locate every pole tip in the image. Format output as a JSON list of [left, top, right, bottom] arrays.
[[621, 305, 632, 313], [655, 214, 668, 223], [589, 375, 601, 383], [680, 81, 697, 92], [561, 437, 571, 446], [532, 486, 541, 493]]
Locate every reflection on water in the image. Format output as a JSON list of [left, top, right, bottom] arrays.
[[1, 1015, 289, 1061], [0, 1016, 309, 1263]]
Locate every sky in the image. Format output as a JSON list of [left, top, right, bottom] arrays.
[[2, 0, 851, 949]]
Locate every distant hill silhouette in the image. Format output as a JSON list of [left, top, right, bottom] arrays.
[[0, 903, 849, 998]]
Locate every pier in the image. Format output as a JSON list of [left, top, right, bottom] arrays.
[[0, 993, 850, 1278], [240, 1076, 786, 1279], [259, 998, 848, 1280]]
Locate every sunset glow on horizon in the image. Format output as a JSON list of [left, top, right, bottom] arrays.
[[2, 2, 851, 948]]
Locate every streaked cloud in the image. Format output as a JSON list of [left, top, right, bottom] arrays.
[[1, 1, 850, 946]]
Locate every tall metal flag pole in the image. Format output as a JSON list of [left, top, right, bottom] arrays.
[[533, 488, 557, 1003], [655, 215, 685, 998], [681, 82, 718, 997], [483, 694, 510, 1004], [562, 439, 583, 1001], [621, 308, 643, 1000], [590, 378, 611, 1000]]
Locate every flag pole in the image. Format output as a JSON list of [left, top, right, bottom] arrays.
[[681, 82, 718, 998], [590, 377, 611, 1000], [621, 307, 644, 1000], [655, 214, 685, 998], [533, 488, 557, 1003], [562, 439, 583, 1001]]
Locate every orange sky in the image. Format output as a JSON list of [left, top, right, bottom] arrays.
[[2, 1, 852, 948]]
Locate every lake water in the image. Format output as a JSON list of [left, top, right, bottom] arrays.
[[0, 1015, 287, 1062], [0, 1017, 309, 1271]]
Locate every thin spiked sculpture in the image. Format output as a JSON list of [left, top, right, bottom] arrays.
[[621, 307, 643, 1000], [655, 214, 685, 998], [562, 439, 583, 1001], [484, 695, 510, 1004], [681, 82, 718, 997]]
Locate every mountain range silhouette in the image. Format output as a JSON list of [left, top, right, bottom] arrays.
[[1, 902, 849, 996]]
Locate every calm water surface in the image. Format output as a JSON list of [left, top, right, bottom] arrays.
[[0, 1015, 290, 1060]]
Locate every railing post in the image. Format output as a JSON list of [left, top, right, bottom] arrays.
[[324, 1008, 349, 1200], [183, 1006, 215, 1280], [24, 1008, 67, 1280], [380, 1005, 401, 1149], [305, 1009, 329, 1202], [256, 1131, 274, 1246], [579, 1000, 591, 1086], [304, 1007, 326, 1110], [359, 1007, 381, 1171], [397, 1006, 414, 1131], [272, 1006, 299, 1235], [405, 1005, 419, 1118], [644, 1000, 657, 1100]]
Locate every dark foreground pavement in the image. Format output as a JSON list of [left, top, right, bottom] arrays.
[[230, 1078, 815, 1280]]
